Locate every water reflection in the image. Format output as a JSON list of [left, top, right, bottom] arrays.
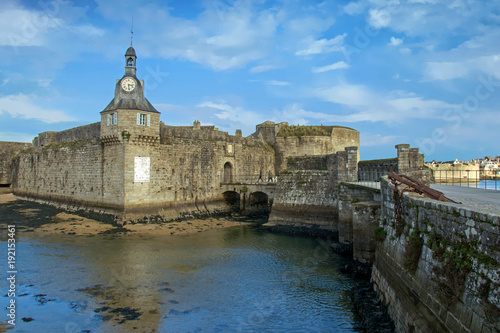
[[2, 225, 362, 332]]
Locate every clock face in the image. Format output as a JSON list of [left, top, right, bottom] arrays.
[[121, 77, 136, 92]]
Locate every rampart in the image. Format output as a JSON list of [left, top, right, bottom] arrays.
[[33, 122, 100, 147], [12, 123, 275, 222], [265, 147, 358, 234], [160, 123, 258, 146], [0, 141, 32, 186], [273, 126, 359, 171], [358, 144, 425, 182], [372, 176, 500, 333], [12, 138, 110, 211]]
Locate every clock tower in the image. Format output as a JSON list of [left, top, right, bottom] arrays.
[[99, 44, 161, 215], [100, 45, 160, 142]]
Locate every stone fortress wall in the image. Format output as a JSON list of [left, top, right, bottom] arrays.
[[253, 122, 360, 173], [265, 147, 358, 234], [0, 142, 32, 186], [373, 175, 500, 333], [358, 144, 425, 182], [11, 119, 276, 222], [32, 122, 101, 147], [6, 118, 359, 223]]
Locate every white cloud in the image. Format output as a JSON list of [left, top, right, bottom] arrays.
[[344, 1, 366, 15], [312, 83, 456, 123], [36, 79, 52, 87], [312, 61, 350, 73], [389, 36, 403, 46], [250, 65, 279, 73], [424, 54, 500, 81], [368, 8, 392, 29], [1, 78, 9, 86], [0, 8, 62, 47], [295, 34, 346, 56], [196, 101, 267, 133], [128, 1, 283, 71], [285, 16, 335, 35], [400, 47, 411, 54], [361, 133, 399, 147], [266, 80, 290, 86], [0, 94, 77, 123]]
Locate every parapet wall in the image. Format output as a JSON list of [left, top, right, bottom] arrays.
[[160, 123, 259, 146], [33, 122, 100, 147], [373, 176, 500, 333], [358, 144, 425, 182], [358, 158, 398, 181]]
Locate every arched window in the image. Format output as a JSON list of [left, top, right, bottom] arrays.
[[223, 162, 233, 183]]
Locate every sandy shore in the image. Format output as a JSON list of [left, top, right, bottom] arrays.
[[0, 193, 260, 237]]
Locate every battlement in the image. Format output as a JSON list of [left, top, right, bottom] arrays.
[[160, 122, 260, 146], [33, 122, 100, 147], [276, 124, 356, 137]]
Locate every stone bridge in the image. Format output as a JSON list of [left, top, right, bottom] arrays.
[[220, 181, 276, 215]]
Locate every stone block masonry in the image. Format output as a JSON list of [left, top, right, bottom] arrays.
[[265, 147, 359, 235], [0, 142, 31, 186], [266, 170, 338, 234], [12, 123, 275, 222], [372, 175, 500, 333], [12, 138, 114, 211]]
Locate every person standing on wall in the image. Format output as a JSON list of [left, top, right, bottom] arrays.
[[268, 171, 273, 182], [258, 170, 263, 182]]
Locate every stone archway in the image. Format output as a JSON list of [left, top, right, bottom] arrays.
[[247, 191, 269, 215], [223, 191, 240, 212], [224, 162, 233, 183]]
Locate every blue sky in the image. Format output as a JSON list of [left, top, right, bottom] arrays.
[[0, 0, 499, 161]]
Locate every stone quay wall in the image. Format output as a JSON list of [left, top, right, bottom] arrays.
[[337, 182, 382, 262], [372, 176, 500, 333], [0, 141, 32, 186]]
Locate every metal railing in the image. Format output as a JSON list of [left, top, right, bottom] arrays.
[[355, 170, 394, 189], [432, 169, 499, 190], [220, 174, 277, 185]]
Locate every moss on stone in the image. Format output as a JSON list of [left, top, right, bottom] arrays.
[[403, 229, 424, 273], [276, 125, 333, 137], [374, 227, 387, 242]]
